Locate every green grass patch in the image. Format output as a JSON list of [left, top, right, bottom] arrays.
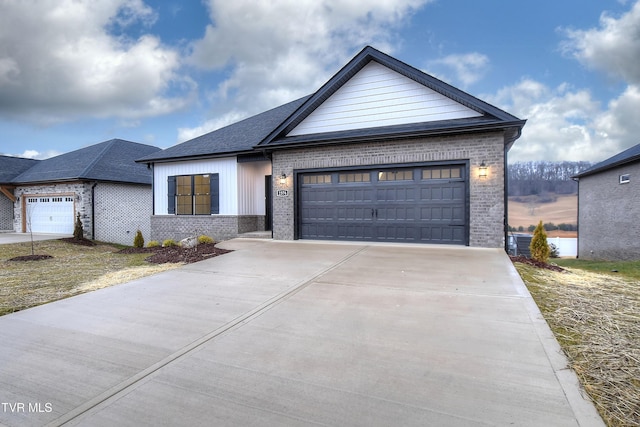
[[555, 258, 640, 280]]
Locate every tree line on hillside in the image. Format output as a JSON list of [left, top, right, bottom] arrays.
[[508, 161, 593, 196]]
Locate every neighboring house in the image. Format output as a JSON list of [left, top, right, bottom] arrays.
[[0, 156, 40, 231], [573, 142, 640, 260], [4, 139, 161, 246], [138, 46, 526, 248]]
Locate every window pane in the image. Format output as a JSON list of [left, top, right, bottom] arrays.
[[177, 195, 192, 215], [380, 170, 412, 181], [304, 174, 331, 184], [194, 174, 210, 192], [451, 168, 461, 178], [339, 173, 370, 183], [195, 194, 211, 214], [177, 176, 192, 196], [442, 169, 450, 179]]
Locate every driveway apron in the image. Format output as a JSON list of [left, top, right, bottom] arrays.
[[0, 239, 603, 426]]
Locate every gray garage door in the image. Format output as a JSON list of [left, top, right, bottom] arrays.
[[298, 165, 467, 244]]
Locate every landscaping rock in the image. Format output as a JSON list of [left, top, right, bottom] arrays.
[[180, 236, 198, 249]]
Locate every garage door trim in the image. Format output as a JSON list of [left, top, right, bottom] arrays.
[[294, 160, 470, 244]]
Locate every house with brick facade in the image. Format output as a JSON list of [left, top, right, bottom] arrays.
[[0, 155, 40, 231], [1, 139, 160, 246], [137, 46, 526, 248], [573, 142, 640, 260]]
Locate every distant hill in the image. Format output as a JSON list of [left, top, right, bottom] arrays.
[[508, 194, 577, 235], [508, 161, 592, 196]]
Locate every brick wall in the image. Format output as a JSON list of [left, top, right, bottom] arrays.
[[94, 183, 153, 246], [272, 131, 506, 248], [151, 215, 265, 243], [0, 194, 13, 230], [13, 182, 90, 235], [12, 182, 154, 245], [578, 162, 640, 260]]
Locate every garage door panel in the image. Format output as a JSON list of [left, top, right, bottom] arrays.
[[378, 206, 416, 221], [26, 196, 74, 234], [337, 224, 375, 240], [337, 207, 373, 221], [337, 188, 374, 203], [299, 165, 467, 244]]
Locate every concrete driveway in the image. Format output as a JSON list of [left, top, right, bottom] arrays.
[[0, 232, 71, 244], [0, 239, 603, 426]]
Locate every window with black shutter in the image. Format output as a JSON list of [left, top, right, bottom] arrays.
[[167, 173, 219, 215]]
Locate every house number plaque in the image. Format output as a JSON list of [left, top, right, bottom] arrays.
[[276, 190, 289, 197]]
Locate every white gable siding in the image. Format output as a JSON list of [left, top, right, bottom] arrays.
[[288, 61, 483, 136], [238, 161, 271, 215], [154, 158, 238, 215]]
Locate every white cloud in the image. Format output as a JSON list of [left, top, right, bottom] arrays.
[[561, 1, 640, 84], [428, 52, 490, 87], [0, 0, 193, 124], [178, 0, 430, 140], [9, 149, 62, 160], [490, 79, 640, 163]]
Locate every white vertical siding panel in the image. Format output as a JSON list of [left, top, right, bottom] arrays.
[[238, 161, 271, 215], [288, 61, 482, 136], [154, 158, 238, 215]]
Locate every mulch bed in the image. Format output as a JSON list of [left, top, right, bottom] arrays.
[[60, 237, 97, 246], [509, 255, 565, 272], [9, 254, 54, 262], [118, 243, 231, 264]]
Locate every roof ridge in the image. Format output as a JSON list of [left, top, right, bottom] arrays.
[[78, 139, 118, 179]]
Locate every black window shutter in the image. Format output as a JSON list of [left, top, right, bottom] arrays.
[[210, 173, 219, 214], [167, 176, 176, 214]]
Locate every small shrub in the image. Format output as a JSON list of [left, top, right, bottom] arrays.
[[549, 243, 560, 258], [198, 235, 214, 244], [147, 240, 160, 248], [530, 220, 550, 263], [133, 230, 144, 248], [162, 239, 178, 247], [73, 213, 84, 240]]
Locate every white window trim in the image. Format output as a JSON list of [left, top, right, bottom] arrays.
[[619, 174, 630, 184]]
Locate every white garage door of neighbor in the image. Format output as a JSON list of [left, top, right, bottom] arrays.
[[26, 196, 74, 234]]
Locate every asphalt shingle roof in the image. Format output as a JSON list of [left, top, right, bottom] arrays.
[[137, 46, 524, 164], [0, 156, 40, 183], [136, 96, 311, 163], [11, 139, 161, 185], [574, 142, 640, 178]]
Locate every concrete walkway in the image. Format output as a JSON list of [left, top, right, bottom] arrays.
[[0, 239, 603, 426]]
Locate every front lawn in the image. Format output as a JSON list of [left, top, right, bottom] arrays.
[[514, 259, 640, 427], [0, 239, 182, 316]]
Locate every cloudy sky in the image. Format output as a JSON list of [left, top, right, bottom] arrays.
[[0, 0, 638, 163]]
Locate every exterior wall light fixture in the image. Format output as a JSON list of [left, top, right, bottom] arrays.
[[279, 173, 287, 184], [478, 161, 488, 179]]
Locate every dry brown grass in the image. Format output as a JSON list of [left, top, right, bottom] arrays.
[[515, 263, 640, 426], [0, 240, 182, 316]]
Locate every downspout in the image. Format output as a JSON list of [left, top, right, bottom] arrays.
[[503, 126, 522, 253], [504, 144, 509, 253], [149, 163, 155, 215], [91, 182, 98, 240]]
